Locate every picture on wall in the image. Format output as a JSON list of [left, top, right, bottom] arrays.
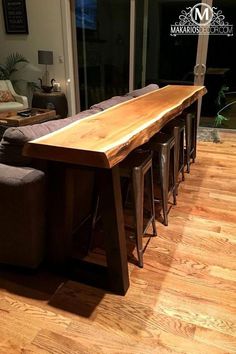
[[2, 0, 29, 34]]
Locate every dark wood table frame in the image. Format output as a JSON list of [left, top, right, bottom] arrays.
[[46, 163, 129, 295], [23, 85, 207, 295]]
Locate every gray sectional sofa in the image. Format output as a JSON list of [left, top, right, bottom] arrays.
[[0, 84, 159, 268]]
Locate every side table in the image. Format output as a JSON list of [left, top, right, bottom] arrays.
[[0, 108, 58, 138], [32, 91, 68, 118]]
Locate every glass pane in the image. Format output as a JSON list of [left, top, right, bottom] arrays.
[[75, 0, 130, 110], [200, 0, 236, 129], [135, 0, 199, 88], [134, 0, 144, 89]]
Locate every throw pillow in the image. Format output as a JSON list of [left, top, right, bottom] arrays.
[[0, 90, 15, 102]]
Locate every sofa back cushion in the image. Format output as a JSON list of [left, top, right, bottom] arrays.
[[0, 81, 9, 91], [126, 84, 159, 97], [0, 108, 100, 166], [90, 95, 133, 111]]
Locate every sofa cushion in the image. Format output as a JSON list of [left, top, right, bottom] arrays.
[[0, 101, 25, 112], [0, 163, 45, 268], [0, 90, 15, 102], [126, 84, 159, 97], [0, 108, 100, 166], [90, 95, 133, 111]]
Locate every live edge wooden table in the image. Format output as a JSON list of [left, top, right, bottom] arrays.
[[23, 85, 206, 295]]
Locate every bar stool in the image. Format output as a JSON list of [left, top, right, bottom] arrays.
[[161, 118, 185, 193], [148, 133, 176, 226], [119, 150, 157, 268]]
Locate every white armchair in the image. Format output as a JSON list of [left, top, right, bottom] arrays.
[[0, 80, 28, 113]]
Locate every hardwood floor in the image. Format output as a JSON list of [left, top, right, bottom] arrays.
[[0, 131, 236, 354]]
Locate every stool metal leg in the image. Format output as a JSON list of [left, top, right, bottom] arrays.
[[181, 128, 185, 182], [147, 165, 157, 236], [192, 103, 198, 163], [171, 145, 177, 206], [173, 127, 180, 194], [132, 168, 144, 268], [159, 145, 170, 226], [185, 113, 191, 173]]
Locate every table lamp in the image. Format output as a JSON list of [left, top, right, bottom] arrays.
[[38, 50, 54, 92]]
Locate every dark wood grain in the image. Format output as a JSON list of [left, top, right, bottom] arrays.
[[97, 166, 129, 295]]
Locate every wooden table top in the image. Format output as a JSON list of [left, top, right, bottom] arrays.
[[23, 85, 206, 169]]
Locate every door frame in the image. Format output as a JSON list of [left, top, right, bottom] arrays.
[[60, 0, 77, 116], [194, 0, 213, 86], [194, 0, 213, 124], [129, 0, 136, 91]]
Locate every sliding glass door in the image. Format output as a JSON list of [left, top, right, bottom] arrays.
[[74, 0, 232, 123], [200, 0, 236, 129], [134, 0, 202, 89], [74, 0, 130, 110]]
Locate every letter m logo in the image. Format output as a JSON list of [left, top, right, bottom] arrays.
[[194, 7, 209, 21], [191, 4, 213, 25]]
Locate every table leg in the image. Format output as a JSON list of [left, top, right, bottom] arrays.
[[47, 162, 75, 264], [97, 166, 129, 295]]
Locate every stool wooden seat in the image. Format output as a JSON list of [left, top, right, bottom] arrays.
[[148, 132, 176, 226], [162, 117, 185, 193], [120, 150, 157, 268]]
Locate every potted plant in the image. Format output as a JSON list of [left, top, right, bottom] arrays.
[[0, 52, 39, 95], [215, 85, 236, 127], [0, 52, 28, 80]]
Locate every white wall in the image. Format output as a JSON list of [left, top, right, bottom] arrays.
[[0, 0, 75, 114]]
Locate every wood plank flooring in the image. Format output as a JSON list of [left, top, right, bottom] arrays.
[[0, 131, 236, 354]]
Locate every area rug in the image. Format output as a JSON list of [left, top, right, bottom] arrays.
[[197, 127, 221, 143]]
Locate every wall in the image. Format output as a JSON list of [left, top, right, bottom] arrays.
[[0, 0, 75, 114]]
